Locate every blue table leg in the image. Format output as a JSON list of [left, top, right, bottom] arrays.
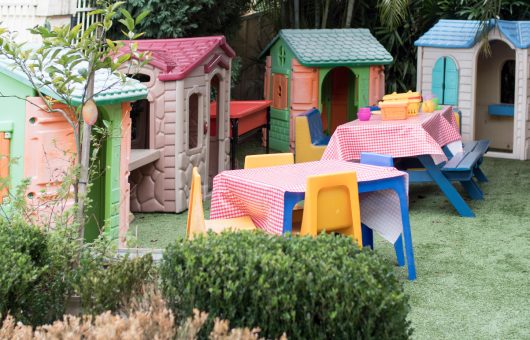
[[395, 178, 416, 280], [394, 235, 405, 267], [283, 192, 305, 234], [460, 178, 483, 200], [474, 167, 488, 182], [361, 224, 373, 249], [418, 155, 475, 217]]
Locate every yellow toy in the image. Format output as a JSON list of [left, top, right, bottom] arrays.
[[379, 100, 409, 120], [244, 153, 294, 169], [300, 171, 362, 247], [186, 167, 256, 239], [295, 116, 326, 163], [422, 99, 436, 113], [382, 91, 421, 116]]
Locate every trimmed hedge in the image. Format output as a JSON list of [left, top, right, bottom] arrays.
[[161, 232, 412, 339]]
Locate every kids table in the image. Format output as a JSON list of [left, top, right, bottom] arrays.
[[210, 160, 416, 280], [210, 100, 271, 169], [321, 107, 480, 217]]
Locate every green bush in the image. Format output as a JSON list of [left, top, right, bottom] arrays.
[[0, 220, 67, 325], [161, 232, 412, 339]]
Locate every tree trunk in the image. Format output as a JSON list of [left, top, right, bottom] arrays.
[[321, 0, 330, 28], [344, 0, 355, 27], [77, 73, 94, 241], [293, 0, 300, 28], [314, 0, 320, 28]]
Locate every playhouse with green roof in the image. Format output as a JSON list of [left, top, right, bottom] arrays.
[[0, 59, 147, 245], [261, 29, 392, 152]]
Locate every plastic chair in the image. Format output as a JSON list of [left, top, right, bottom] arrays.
[[300, 171, 362, 247], [186, 167, 256, 239], [295, 109, 329, 163], [244, 153, 294, 169], [243, 152, 303, 224], [359, 152, 405, 266]]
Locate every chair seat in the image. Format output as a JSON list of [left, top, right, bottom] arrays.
[[205, 216, 257, 233]]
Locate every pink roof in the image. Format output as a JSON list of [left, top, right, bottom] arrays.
[[122, 36, 236, 81]]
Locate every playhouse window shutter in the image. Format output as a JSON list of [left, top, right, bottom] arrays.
[[443, 58, 458, 105], [432, 57, 459, 105], [272, 73, 288, 110], [432, 58, 445, 102], [290, 60, 319, 113]]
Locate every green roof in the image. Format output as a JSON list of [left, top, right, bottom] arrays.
[[261, 29, 393, 67], [0, 56, 147, 106]]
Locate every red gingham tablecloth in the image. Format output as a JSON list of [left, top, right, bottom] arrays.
[[210, 160, 408, 243], [322, 106, 462, 163]]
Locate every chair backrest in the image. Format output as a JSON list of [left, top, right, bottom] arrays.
[[304, 108, 328, 145], [244, 153, 294, 169], [300, 171, 362, 246], [186, 167, 206, 239], [360, 152, 394, 167]]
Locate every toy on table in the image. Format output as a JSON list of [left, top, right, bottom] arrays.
[[378, 100, 409, 120], [382, 91, 421, 116], [261, 29, 392, 152], [357, 107, 371, 121]]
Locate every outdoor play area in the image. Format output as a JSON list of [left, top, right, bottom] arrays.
[[0, 1, 529, 339]]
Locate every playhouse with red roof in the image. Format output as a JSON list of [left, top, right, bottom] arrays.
[[120, 36, 235, 213]]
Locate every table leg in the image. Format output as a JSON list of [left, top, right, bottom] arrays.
[[394, 235, 405, 267], [418, 155, 475, 217], [473, 167, 488, 182], [460, 178, 483, 200], [230, 118, 238, 169], [266, 107, 270, 154], [394, 178, 416, 280], [361, 224, 373, 248], [283, 192, 305, 234]]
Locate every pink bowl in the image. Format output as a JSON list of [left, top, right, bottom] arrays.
[[358, 107, 371, 121]]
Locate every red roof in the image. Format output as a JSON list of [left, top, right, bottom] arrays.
[[122, 36, 236, 81]]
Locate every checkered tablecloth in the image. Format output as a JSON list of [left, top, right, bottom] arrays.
[[210, 160, 408, 243], [322, 106, 462, 163]]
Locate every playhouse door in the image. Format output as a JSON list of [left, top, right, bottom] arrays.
[[24, 99, 76, 222], [321, 67, 356, 134]]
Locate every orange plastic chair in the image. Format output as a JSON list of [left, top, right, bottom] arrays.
[[244, 153, 294, 169], [300, 171, 362, 247], [186, 167, 256, 239]]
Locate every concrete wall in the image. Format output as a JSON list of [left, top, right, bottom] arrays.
[[0, 0, 76, 43]]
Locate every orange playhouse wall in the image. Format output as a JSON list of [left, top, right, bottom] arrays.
[[119, 103, 132, 247], [369, 65, 385, 106]]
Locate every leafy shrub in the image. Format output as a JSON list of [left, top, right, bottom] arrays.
[[161, 232, 412, 339], [0, 220, 67, 325]]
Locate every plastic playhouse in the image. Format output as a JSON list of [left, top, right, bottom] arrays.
[[415, 19, 530, 159], [0, 62, 147, 245], [119, 37, 271, 214], [260, 29, 392, 152]]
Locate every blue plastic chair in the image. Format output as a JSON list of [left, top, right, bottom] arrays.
[[360, 152, 405, 267], [305, 108, 331, 146]]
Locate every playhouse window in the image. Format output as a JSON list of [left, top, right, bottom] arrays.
[[500, 60, 515, 104], [128, 73, 151, 83], [278, 45, 286, 67], [188, 93, 200, 149], [130, 99, 150, 149]]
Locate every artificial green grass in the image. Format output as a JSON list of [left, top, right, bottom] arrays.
[[130, 138, 530, 338]]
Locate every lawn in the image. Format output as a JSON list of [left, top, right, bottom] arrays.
[[129, 138, 530, 339]]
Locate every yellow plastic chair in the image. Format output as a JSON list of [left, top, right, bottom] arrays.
[[186, 167, 256, 239], [295, 116, 326, 163], [300, 171, 362, 247], [244, 153, 294, 169]]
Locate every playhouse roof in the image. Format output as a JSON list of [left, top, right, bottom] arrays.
[[415, 19, 530, 49], [123, 36, 236, 81], [0, 55, 147, 106], [260, 29, 393, 67]]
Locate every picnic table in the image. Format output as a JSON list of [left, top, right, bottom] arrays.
[[322, 106, 483, 217], [210, 160, 416, 280]]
